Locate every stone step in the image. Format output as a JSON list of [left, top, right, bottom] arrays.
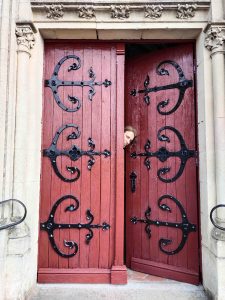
[[29, 270, 208, 300]]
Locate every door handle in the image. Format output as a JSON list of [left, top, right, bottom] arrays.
[[130, 171, 137, 193]]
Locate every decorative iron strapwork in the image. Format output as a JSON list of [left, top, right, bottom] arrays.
[[45, 55, 112, 112], [131, 126, 197, 183], [210, 204, 225, 231], [43, 124, 111, 182], [40, 195, 110, 258], [130, 60, 193, 115], [131, 195, 196, 255], [0, 199, 27, 230]]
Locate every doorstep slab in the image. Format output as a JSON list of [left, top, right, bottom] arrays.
[[29, 270, 208, 300]]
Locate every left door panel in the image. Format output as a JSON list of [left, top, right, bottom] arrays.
[[38, 42, 119, 283]]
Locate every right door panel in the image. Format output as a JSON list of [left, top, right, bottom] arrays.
[[125, 43, 200, 284]]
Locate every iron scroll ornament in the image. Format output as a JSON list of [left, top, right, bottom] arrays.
[[45, 55, 112, 112], [0, 199, 27, 230], [131, 126, 197, 183], [130, 60, 193, 115], [43, 124, 111, 182], [40, 195, 110, 258], [210, 204, 225, 231], [131, 195, 197, 255]]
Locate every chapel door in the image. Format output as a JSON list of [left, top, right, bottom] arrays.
[[125, 43, 200, 284], [38, 42, 126, 283]]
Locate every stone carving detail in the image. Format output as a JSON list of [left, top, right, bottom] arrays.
[[45, 4, 64, 19], [205, 27, 225, 51], [78, 5, 95, 19], [144, 5, 164, 19], [110, 5, 130, 19], [15, 25, 35, 50], [176, 4, 197, 19]]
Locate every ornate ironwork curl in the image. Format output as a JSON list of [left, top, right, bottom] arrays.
[[210, 204, 225, 231], [131, 195, 196, 255], [45, 55, 112, 112], [130, 60, 193, 115], [0, 199, 27, 230], [40, 195, 110, 258], [131, 126, 196, 183], [43, 124, 111, 182]]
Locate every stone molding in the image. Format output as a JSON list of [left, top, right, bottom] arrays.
[[15, 24, 36, 55], [45, 4, 64, 19], [205, 26, 225, 52], [31, 0, 210, 3], [176, 4, 197, 19], [31, 2, 210, 21], [78, 5, 95, 19], [144, 5, 164, 19]]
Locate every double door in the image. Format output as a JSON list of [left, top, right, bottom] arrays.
[[38, 42, 200, 284]]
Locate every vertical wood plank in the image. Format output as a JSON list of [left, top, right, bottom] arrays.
[[79, 47, 92, 268], [99, 48, 111, 268], [109, 47, 117, 267], [114, 44, 125, 267], [89, 46, 102, 268], [69, 45, 84, 269], [38, 44, 54, 269], [48, 47, 65, 269]]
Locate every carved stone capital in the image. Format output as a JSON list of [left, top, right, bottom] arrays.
[[176, 4, 197, 19], [45, 4, 64, 20], [15, 24, 36, 55], [205, 27, 225, 52], [110, 5, 130, 20], [144, 5, 163, 19], [78, 5, 95, 19]]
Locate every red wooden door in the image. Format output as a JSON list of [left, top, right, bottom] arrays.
[[125, 43, 200, 284], [38, 42, 126, 283]]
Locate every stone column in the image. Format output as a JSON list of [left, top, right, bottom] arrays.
[[14, 24, 36, 201], [205, 26, 225, 238], [3, 23, 37, 300]]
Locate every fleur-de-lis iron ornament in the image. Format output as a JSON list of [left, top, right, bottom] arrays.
[[131, 195, 197, 255], [130, 60, 193, 115], [45, 55, 112, 112], [43, 124, 111, 182], [40, 195, 110, 258], [131, 126, 197, 183]]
